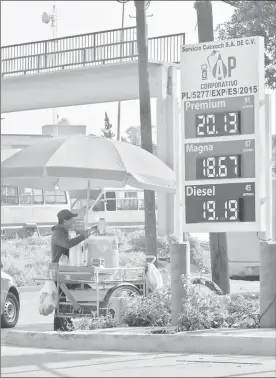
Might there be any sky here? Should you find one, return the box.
[1,0,236,136]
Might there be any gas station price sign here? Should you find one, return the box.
[180,36,266,233]
[184,95,254,139]
[185,139,255,181]
[185,183,255,224]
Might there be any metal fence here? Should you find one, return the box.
[1,27,185,77]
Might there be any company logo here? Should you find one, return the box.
[201,50,236,81]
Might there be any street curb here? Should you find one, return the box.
[2,328,275,356]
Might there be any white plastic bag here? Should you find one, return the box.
[146,263,163,291]
[38,280,58,316]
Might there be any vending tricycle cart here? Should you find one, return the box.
[35,256,156,330]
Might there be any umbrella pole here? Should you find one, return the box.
[85,180,91,230]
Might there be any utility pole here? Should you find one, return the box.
[42,1,59,136]
[135,0,157,264]
[117,2,126,141]
[194,0,230,294]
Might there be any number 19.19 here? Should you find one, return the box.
[203,200,238,221]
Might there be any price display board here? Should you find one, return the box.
[185,183,255,224]
[185,139,255,181]
[181,36,266,233]
[184,95,254,138]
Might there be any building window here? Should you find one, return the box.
[55,191,67,204]
[1,186,19,205]
[44,190,67,204]
[117,191,139,211]
[33,189,43,204]
[19,188,33,205]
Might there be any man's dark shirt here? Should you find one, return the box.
[51,224,85,263]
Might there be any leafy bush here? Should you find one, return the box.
[121,286,171,327]
[1,229,210,287]
[119,251,146,268]
[177,276,228,331]
[1,236,50,286]
[124,230,178,257]
[119,275,259,331]
[73,314,117,330]
[124,230,210,273]
[224,294,260,329]
[71,283,260,331]
[188,236,210,273]
[177,276,260,331]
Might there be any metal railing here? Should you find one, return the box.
[1,27,185,77]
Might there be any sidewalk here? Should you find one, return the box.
[2,327,275,357]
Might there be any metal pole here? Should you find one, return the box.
[85,180,91,230]
[260,95,275,329]
[117,2,125,141]
[195,0,230,294]
[83,180,91,267]
[51,2,58,137]
[135,0,157,265]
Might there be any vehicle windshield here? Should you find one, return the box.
[70,189,102,211]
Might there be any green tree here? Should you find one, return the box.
[57,117,70,125]
[216,1,276,89]
[121,126,141,145]
[102,112,115,138]
[122,125,157,154]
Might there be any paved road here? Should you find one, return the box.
[16,289,53,331]
[1,345,275,377]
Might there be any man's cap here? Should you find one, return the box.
[57,209,78,222]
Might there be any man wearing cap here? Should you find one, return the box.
[51,209,90,331]
[51,209,89,264]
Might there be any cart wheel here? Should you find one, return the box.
[104,284,141,317]
[105,284,141,302]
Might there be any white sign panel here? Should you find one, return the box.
[181,38,261,98]
[181,36,266,233]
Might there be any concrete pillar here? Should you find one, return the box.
[170,242,190,326]
[260,241,276,328]
[156,65,178,236]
